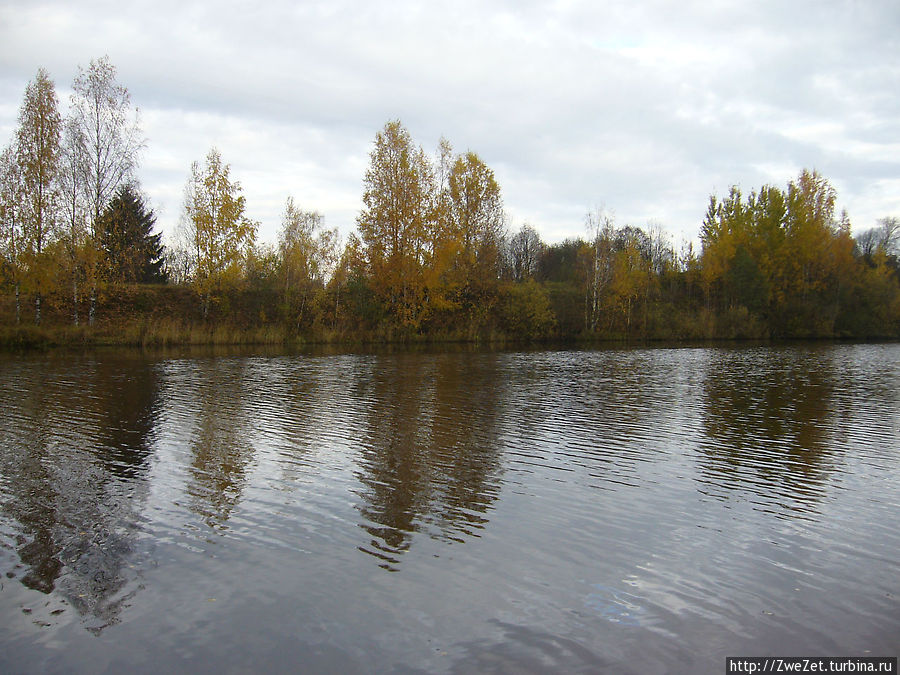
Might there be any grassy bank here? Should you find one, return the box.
[2,280,897,351]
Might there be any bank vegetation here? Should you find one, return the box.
[2,62,899,348]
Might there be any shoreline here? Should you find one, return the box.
[2,321,895,354]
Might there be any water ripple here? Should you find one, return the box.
[0,345,898,672]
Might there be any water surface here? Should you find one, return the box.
[0,344,898,673]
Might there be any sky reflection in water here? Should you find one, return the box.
[0,344,898,673]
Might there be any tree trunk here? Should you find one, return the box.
[584,289,590,333]
[625,297,632,335]
[591,252,600,332]
[297,292,307,332]
[334,286,340,329]
[73,277,79,326]
[89,286,96,326]
[15,282,20,325]
[35,294,41,326]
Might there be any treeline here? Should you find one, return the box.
[2,61,899,346]
[0,58,153,331]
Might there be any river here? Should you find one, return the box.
[0,344,898,673]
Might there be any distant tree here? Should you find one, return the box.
[700,183,785,316]
[97,184,166,284]
[878,217,900,256]
[835,242,900,338]
[725,244,768,314]
[278,196,337,327]
[162,233,195,286]
[700,186,744,309]
[537,238,585,284]
[182,147,257,316]
[776,170,855,334]
[646,223,674,277]
[244,241,279,288]
[506,223,543,282]
[426,137,458,313]
[700,170,857,336]
[328,232,376,330]
[432,136,454,238]
[855,217,899,262]
[501,279,555,339]
[585,208,615,332]
[610,226,650,333]
[855,228,880,260]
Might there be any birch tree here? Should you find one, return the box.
[586,207,615,332]
[69,56,143,323]
[70,56,143,229]
[58,117,89,324]
[278,196,337,327]
[182,148,257,316]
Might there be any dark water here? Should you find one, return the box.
[0,344,897,673]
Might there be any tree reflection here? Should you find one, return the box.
[500,350,681,489]
[0,354,159,632]
[93,360,161,480]
[696,347,838,514]
[184,359,256,531]
[352,352,504,570]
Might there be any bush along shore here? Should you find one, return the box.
[2,259,898,352]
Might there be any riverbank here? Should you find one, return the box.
[4,321,895,355]
[2,281,897,351]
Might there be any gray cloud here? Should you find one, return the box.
[1,0,898,246]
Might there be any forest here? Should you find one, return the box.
[2,59,899,348]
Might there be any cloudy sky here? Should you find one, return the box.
[1,0,898,248]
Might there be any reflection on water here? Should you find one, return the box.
[697,347,839,516]
[0,345,898,672]
[0,356,158,632]
[353,354,503,569]
[183,360,256,531]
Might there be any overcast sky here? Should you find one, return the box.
[2,0,898,248]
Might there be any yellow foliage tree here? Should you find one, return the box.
[445,151,505,309]
[182,148,258,316]
[0,146,25,323]
[14,68,62,324]
[609,228,649,334]
[357,120,435,329]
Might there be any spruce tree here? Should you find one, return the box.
[98,184,166,284]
